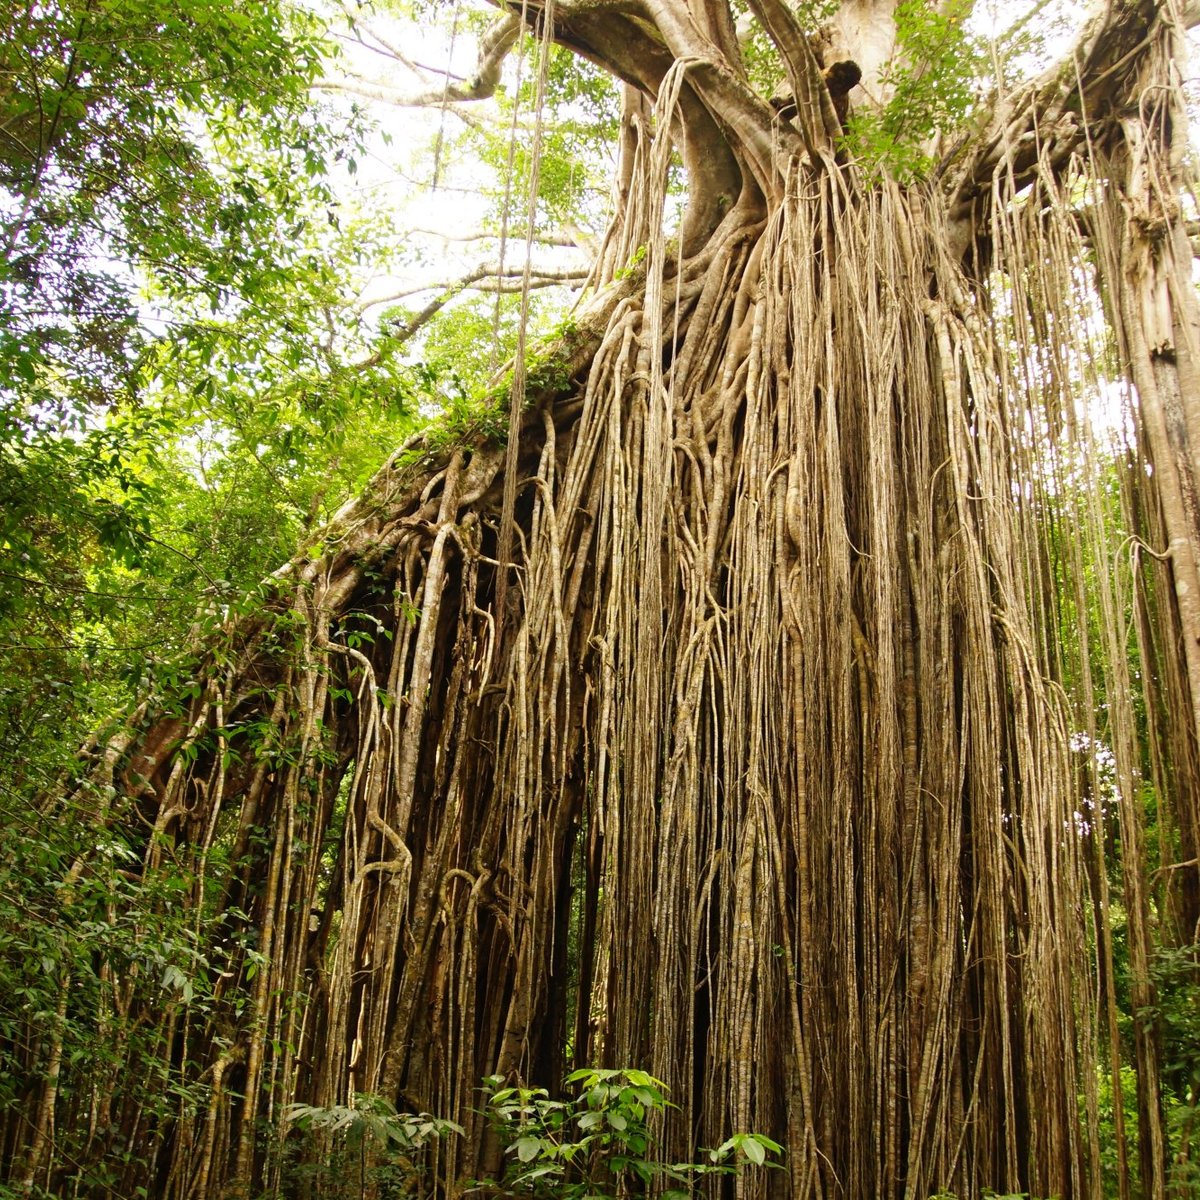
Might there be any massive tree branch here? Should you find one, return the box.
[745,0,842,154]
[521,2,751,245]
[945,0,1175,224]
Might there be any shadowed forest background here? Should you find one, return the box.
[2,1,1200,1197]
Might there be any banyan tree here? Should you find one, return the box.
[7,0,1200,1196]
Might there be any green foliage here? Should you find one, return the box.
[534,46,621,224]
[614,245,648,282]
[406,331,577,464]
[843,0,982,180]
[0,788,221,1193]
[1087,1064,1139,1199]
[0,15,434,1188]
[1148,945,1200,1100]
[479,1068,782,1200]
[1081,1048,1198,1198]
[1145,946,1200,1192]
[0,0,341,412]
[793,0,840,23]
[413,292,532,401]
[486,42,618,228]
[284,1094,463,1199]
[0,0,432,797]
[989,0,1081,88]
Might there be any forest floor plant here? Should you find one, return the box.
[477,1069,783,1200]
[283,1094,463,1199]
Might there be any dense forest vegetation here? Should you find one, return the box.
[2,0,1199,1197]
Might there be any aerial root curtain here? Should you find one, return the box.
[13,2,1200,1199]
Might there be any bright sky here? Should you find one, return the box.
[322,3,593,327]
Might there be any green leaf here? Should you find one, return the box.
[742,1137,766,1166]
[515,1165,560,1182]
[514,1136,542,1163]
[630,1159,654,1183]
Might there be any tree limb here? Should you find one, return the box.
[945,0,1173,222]
[745,0,842,154]
[317,13,522,109]
[359,265,587,314]
[407,226,587,249]
[349,264,588,367]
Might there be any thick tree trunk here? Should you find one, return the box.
[9,3,1200,1199]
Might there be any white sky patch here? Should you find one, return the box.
[319,4,594,332]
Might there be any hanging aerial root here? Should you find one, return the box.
[15,39,1200,1194]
